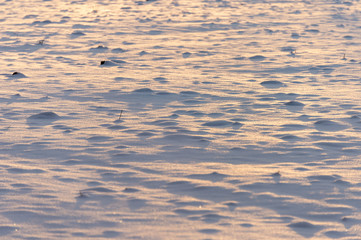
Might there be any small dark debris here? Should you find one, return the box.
[77,191,88,198]
[272,171,281,177]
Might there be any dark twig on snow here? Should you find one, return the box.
[118,110,124,120]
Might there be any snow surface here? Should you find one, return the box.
[1,0,361,239]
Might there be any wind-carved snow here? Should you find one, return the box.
[0,0,361,239]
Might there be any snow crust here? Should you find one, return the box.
[1,0,361,239]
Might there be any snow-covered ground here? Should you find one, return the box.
[1,0,361,239]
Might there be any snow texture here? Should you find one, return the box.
[0,0,361,239]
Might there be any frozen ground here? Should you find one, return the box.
[1,0,361,239]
